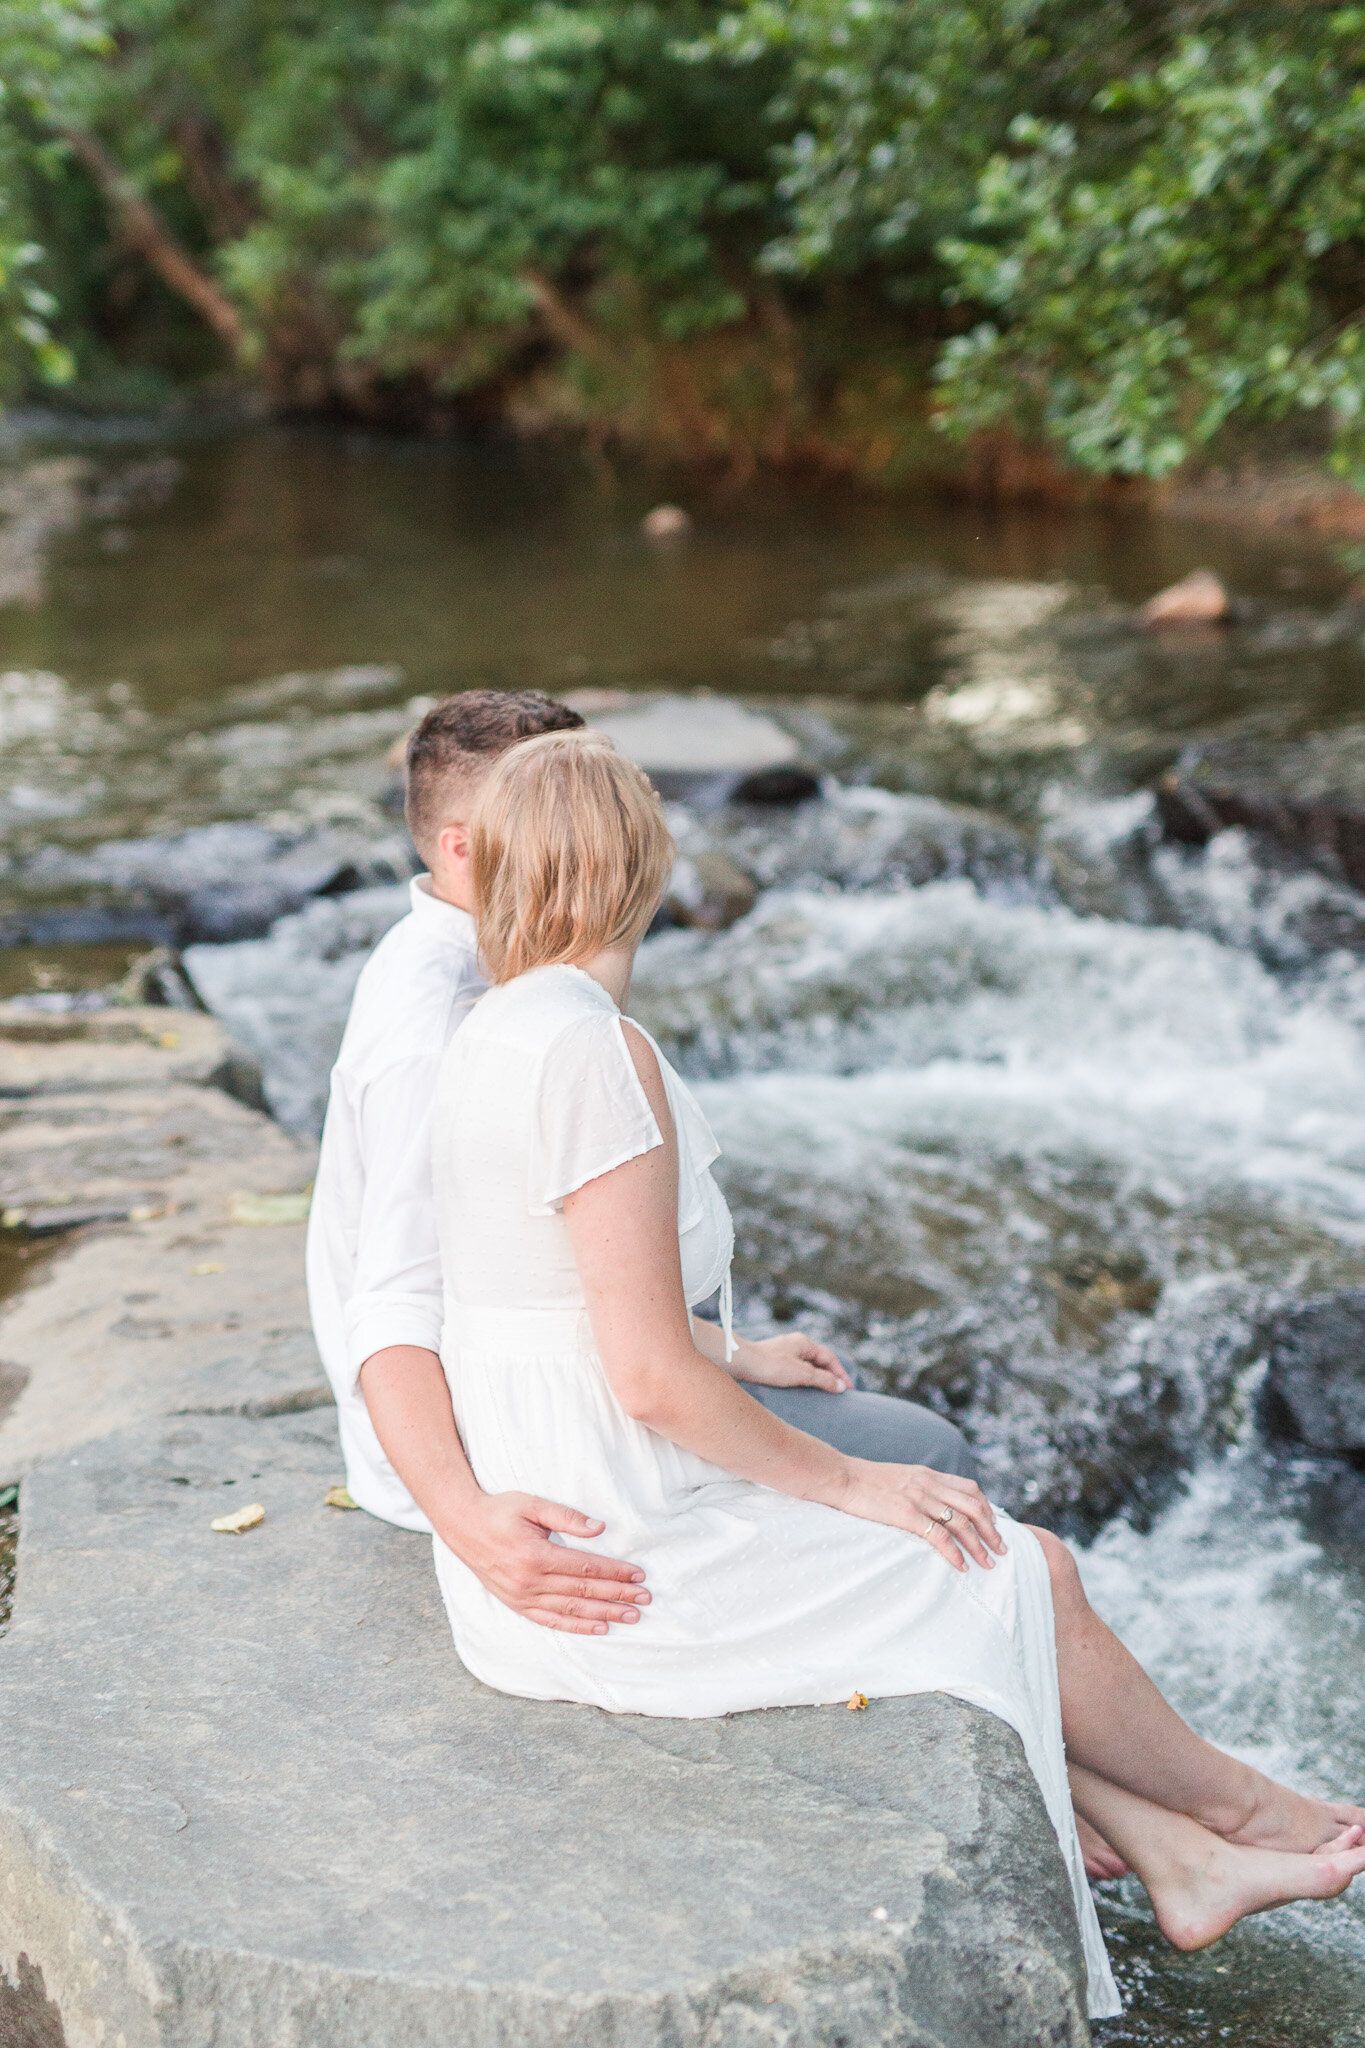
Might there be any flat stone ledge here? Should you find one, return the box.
[0,1411,1092,2048]
[0,1015,317,1475]
[0,1004,257,1101]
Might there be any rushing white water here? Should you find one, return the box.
[1080,1448,1365,2042]
[184,885,409,1131]
[6,433,1365,2039]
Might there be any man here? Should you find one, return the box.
[306,688,977,1637]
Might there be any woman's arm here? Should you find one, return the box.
[562,1026,1002,1571]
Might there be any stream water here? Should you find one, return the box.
[1,419,1362,2043]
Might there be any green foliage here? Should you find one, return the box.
[934,12,1365,476]
[5,0,1365,481]
[0,0,107,391]
[711,0,1365,476]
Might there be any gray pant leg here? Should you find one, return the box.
[740,1379,978,1480]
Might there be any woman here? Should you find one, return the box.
[430,732,1365,2020]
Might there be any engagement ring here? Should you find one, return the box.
[939,1507,954,1525]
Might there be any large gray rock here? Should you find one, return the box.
[0,1002,262,1103]
[5,820,415,946]
[581,696,818,806]
[1263,1290,1365,1454]
[0,1006,319,1474]
[0,1411,1093,2048]
[0,1000,1097,2047]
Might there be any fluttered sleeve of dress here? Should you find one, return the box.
[528,1011,664,1214]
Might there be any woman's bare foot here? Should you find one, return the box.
[1077,1814,1130,1881]
[1217,1773,1365,1854]
[1150,1827,1365,1952]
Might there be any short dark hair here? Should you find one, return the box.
[404,689,584,857]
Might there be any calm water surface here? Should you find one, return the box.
[1,424,1363,2044]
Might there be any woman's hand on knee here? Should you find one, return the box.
[834,1461,1006,1572]
[734,1331,853,1393]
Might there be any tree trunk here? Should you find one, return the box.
[62,126,244,354]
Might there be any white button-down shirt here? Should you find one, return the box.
[306,876,486,1530]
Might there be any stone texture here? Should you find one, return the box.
[663,850,759,931]
[0,1008,317,1474]
[0,1412,1092,2048]
[0,1003,262,1101]
[1262,1290,1365,1454]
[0,1008,1096,2048]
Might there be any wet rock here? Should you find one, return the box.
[183,885,411,1130]
[585,694,807,804]
[662,850,758,931]
[731,764,822,806]
[114,945,203,1010]
[1139,570,1231,628]
[726,1260,1259,1538]
[1262,1290,1365,1455]
[0,1953,66,2048]
[668,789,1034,912]
[1154,730,1365,898]
[5,820,417,947]
[1299,1454,1365,1541]
[641,503,692,541]
[1149,822,1365,971]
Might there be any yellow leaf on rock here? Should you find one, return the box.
[324,1485,358,1510]
[210,1502,265,1534]
[846,1691,868,1711]
[191,1262,223,1275]
[158,1031,180,1050]
[228,1187,312,1226]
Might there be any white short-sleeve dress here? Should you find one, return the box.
[430,962,1119,2018]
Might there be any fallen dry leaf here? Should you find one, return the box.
[846,1691,868,1711]
[324,1485,358,1510]
[228,1187,312,1226]
[210,1502,265,1534]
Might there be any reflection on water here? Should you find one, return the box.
[1,424,1363,2039]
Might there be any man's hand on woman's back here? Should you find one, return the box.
[449,1492,649,1634]
[359,1345,647,1633]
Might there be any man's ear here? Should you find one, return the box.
[436,820,471,868]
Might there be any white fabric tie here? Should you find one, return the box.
[719,1265,736,1363]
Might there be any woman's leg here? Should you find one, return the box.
[1030,1527,1365,1851]
[1068,1765,1365,1950]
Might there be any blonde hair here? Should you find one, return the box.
[471,731,674,983]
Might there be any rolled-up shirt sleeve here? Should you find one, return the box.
[342,1052,445,1388]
